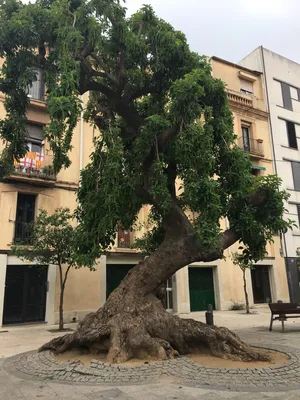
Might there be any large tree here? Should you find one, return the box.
[0,0,291,362]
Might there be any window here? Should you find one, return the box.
[240,78,253,95]
[291,161,300,190]
[281,82,293,110]
[28,68,45,101]
[27,124,44,154]
[297,204,300,229]
[242,125,251,152]
[13,124,45,171]
[14,194,36,243]
[286,121,297,149]
[117,227,131,248]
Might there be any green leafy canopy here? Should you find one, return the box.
[0,0,293,264]
[11,208,96,269]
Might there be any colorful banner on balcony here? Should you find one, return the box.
[14,152,44,169]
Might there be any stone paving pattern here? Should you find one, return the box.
[2,309,300,399]
[5,343,300,392]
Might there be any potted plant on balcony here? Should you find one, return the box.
[42,165,55,178]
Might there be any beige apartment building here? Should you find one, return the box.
[0,77,147,326]
[0,58,290,327]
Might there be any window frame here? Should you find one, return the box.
[291,161,300,191]
[286,120,298,150]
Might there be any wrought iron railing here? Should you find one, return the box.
[13,153,55,179]
[14,221,33,244]
[237,137,264,157]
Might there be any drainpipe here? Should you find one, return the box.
[79,94,84,180]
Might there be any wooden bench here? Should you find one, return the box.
[269,302,300,333]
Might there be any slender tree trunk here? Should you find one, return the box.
[58,264,64,331]
[59,285,65,331]
[58,264,71,331]
[242,268,250,314]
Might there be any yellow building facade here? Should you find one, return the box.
[0,57,290,327]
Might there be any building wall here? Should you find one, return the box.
[240,47,300,302]
[0,90,105,325]
[187,56,290,310]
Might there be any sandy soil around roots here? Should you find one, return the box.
[56,347,289,369]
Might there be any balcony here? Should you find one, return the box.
[227,88,253,108]
[14,221,33,244]
[238,137,264,158]
[13,152,55,180]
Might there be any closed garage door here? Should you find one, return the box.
[188,267,215,311]
[106,264,135,298]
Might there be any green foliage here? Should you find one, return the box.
[133,208,165,254]
[230,301,245,311]
[232,250,255,271]
[0,0,292,265]
[11,207,95,270]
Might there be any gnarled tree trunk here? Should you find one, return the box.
[40,207,268,363]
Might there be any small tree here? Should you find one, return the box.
[12,208,93,330]
[232,250,255,314]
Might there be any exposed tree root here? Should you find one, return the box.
[40,298,269,363]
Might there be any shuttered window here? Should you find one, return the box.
[27,124,44,141]
[286,121,297,149]
[240,79,253,95]
[291,161,300,190]
[281,82,293,110]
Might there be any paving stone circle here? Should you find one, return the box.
[4,343,300,392]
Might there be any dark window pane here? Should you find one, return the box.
[297,204,300,229]
[242,126,250,151]
[297,88,300,101]
[15,194,36,243]
[291,162,300,190]
[31,143,42,153]
[281,82,293,110]
[286,121,297,149]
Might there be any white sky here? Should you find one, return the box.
[125,0,300,63]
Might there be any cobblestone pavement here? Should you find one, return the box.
[5,342,300,391]
[1,310,300,399]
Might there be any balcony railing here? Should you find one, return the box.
[117,229,132,248]
[13,153,55,180]
[238,137,264,157]
[14,221,33,244]
[227,88,253,107]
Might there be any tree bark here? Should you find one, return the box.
[58,264,71,331]
[58,264,64,331]
[41,230,268,363]
[242,268,250,314]
[59,285,64,331]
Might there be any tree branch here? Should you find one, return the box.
[157,125,178,150]
[63,264,72,288]
[90,54,119,86]
[83,81,144,131]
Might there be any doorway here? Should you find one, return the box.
[251,265,272,304]
[3,265,48,325]
[188,267,215,311]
